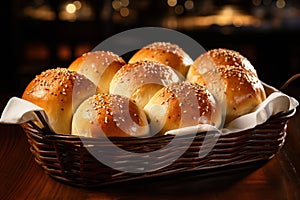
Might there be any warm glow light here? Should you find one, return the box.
[66,3,76,13]
[162,5,261,30]
[174,5,184,15]
[162,16,178,29]
[276,0,286,8]
[120,7,129,17]
[233,17,243,27]
[220,6,235,16]
[252,0,262,6]
[184,0,194,10]
[59,1,94,21]
[120,0,129,7]
[75,43,93,57]
[112,0,122,10]
[73,1,82,10]
[24,43,50,61]
[57,44,72,61]
[23,6,56,21]
[167,0,177,7]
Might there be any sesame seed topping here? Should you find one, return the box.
[25,67,96,98]
[88,93,146,131]
[145,42,186,58]
[158,81,214,119]
[113,60,181,88]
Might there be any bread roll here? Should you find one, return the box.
[22,67,98,134]
[186,48,266,123]
[109,60,183,109]
[128,42,193,77]
[72,93,150,138]
[68,51,126,93]
[144,81,222,135]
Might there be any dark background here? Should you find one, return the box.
[2,0,300,97]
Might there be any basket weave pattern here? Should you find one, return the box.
[21,108,295,187]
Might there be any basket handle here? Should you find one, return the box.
[280,73,300,91]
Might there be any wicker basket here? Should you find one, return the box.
[20,78,299,188]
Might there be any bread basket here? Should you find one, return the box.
[17,74,299,188]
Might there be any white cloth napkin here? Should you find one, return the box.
[0,97,50,126]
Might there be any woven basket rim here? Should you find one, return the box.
[23,106,296,141]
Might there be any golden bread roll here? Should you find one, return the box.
[68,51,126,93]
[22,67,97,134]
[144,81,222,135]
[128,42,193,77]
[109,60,183,109]
[186,48,266,123]
[72,93,150,138]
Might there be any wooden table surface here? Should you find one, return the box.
[1,87,300,200]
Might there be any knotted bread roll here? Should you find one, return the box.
[187,48,266,123]
[72,93,150,138]
[128,42,193,77]
[144,81,222,135]
[109,60,183,109]
[68,51,126,93]
[22,67,98,134]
